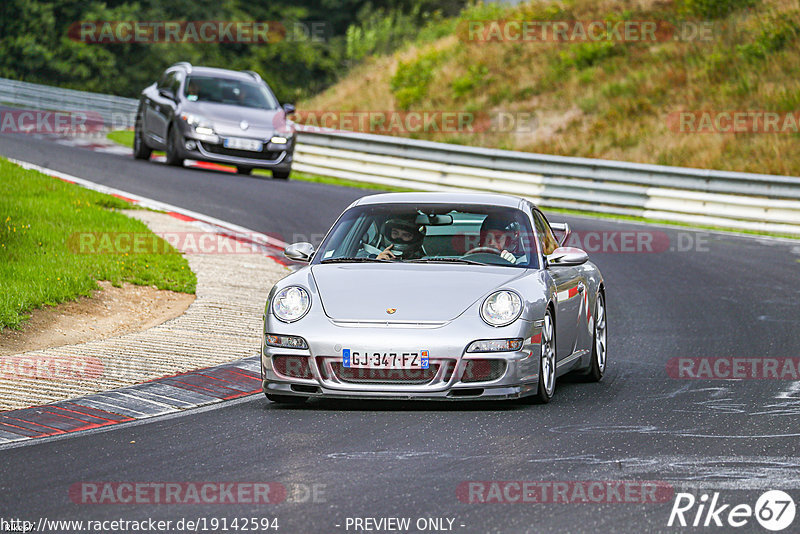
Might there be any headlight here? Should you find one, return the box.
[180,113,214,133]
[270,135,289,144]
[272,286,311,322]
[480,290,523,327]
[467,338,524,353]
[265,334,308,349]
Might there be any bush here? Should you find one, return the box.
[390,48,447,109]
[680,0,757,18]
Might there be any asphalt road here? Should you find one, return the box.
[2,133,800,533]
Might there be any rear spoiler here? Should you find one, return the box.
[549,222,572,247]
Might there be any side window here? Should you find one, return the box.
[169,72,182,95]
[157,71,171,89]
[532,210,559,255]
[157,71,179,95]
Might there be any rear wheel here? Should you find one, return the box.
[133,120,152,160]
[236,166,254,175]
[583,291,607,382]
[266,393,307,405]
[272,169,290,180]
[165,125,184,167]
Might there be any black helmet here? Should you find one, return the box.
[480,214,521,252]
[380,216,425,257]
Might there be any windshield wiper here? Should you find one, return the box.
[407,258,486,266]
[320,257,392,264]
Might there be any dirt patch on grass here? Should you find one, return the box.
[0,281,194,356]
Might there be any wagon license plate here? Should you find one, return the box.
[343,349,429,369]
[223,137,263,151]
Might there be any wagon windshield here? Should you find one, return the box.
[313,203,539,269]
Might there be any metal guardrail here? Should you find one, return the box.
[2,77,798,234]
[294,129,800,235]
[0,77,138,130]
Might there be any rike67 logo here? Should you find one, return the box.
[668,490,796,531]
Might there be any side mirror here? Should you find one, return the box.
[547,247,588,267]
[284,242,314,262]
[158,88,174,100]
[282,103,296,114]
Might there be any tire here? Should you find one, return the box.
[266,393,307,405]
[527,308,556,404]
[583,291,607,382]
[165,125,184,167]
[236,166,254,175]
[272,169,290,180]
[133,120,152,160]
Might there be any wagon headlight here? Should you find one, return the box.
[480,290,522,327]
[272,286,311,322]
[180,113,214,134]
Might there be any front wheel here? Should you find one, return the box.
[236,166,254,175]
[522,309,556,404]
[272,169,290,180]
[165,125,184,167]
[266,393,307,405]
[133,121,152,160]
[583,291,607,382]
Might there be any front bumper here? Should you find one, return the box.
[178,127,294,170]
[261,314,543,401]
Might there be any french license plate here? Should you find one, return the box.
[223,137,263,151]
[343,349,429,369]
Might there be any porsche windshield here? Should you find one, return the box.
[314,204,539,269]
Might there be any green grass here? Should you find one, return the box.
[0,158,196,330]
[107,129,134,147]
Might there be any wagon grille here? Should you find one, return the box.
[200,142,282,160]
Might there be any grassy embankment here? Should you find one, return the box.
[303,0,800,176]
[0,158,196,330]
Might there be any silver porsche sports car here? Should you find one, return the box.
[261,192,606,404]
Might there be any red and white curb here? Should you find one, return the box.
[0,357,263,447]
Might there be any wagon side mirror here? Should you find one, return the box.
[547,247,588,267]
[284,242,314,262]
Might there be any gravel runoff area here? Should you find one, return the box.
[0,209,288,411]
